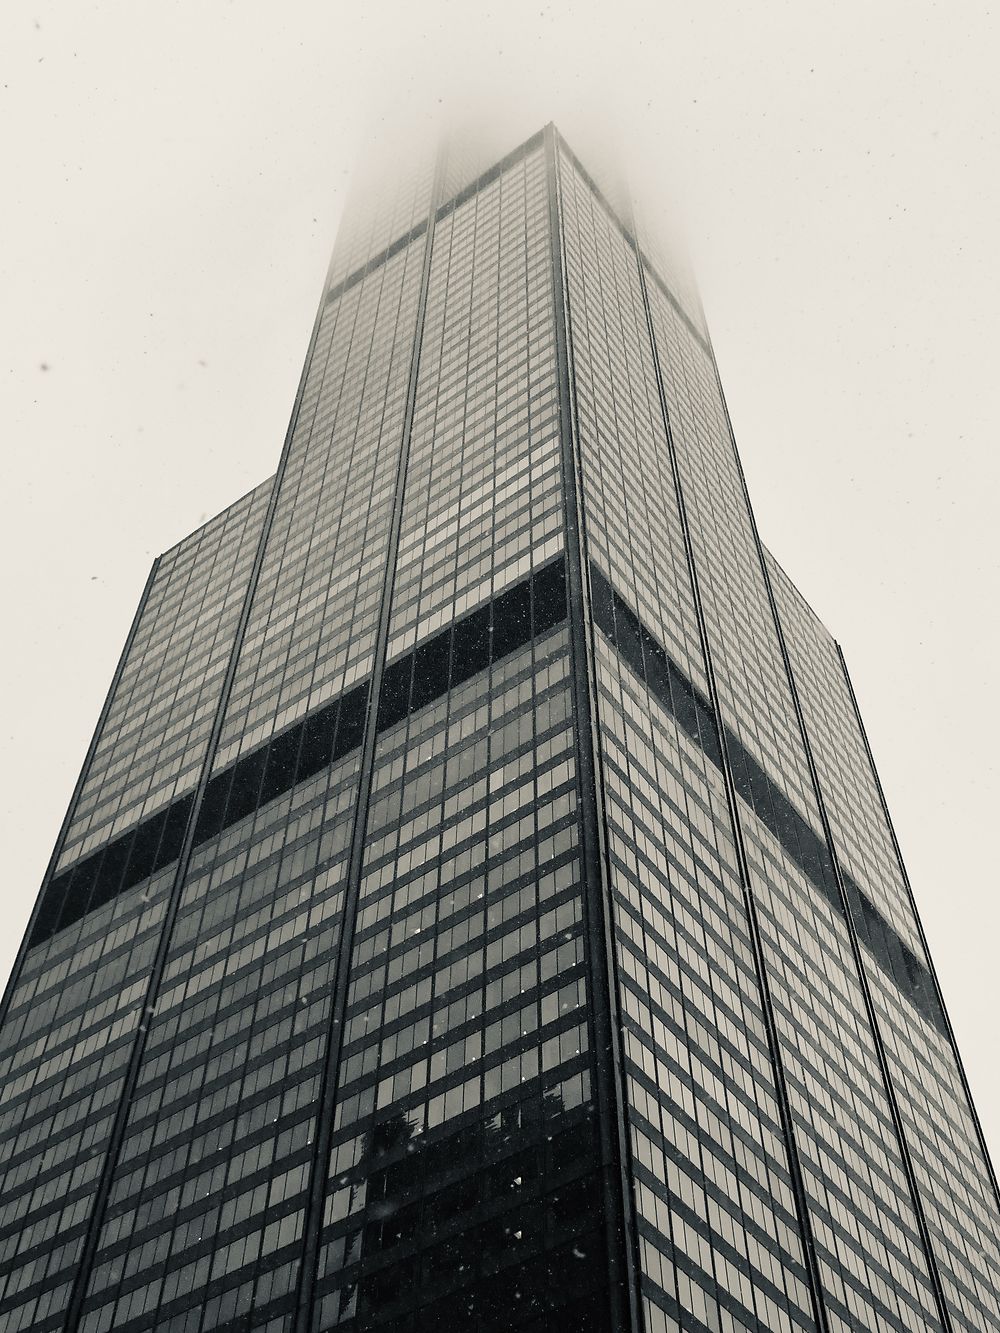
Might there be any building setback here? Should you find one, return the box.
[1,124,998,1333]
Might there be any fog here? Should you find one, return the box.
[2,0,997,1162]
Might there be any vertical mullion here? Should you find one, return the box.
[710,359,957,1329]
[545,122,642,1333]
[0,557,160,1032]
[61,242,340,1333]
[290,148,446,1333]
[632,238,831,1333]
[836,641,1000,1216]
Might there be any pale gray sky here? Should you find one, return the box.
[2,0,998,1165]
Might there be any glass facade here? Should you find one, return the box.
[2,124,998,1333]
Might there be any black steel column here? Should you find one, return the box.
[631,233,831,1333]
[290,146,447,1333]
[545,123,643,1333]
[706,349,956,1329]
[836,642,1000,1216]
[0,557,160,1032]
[61,237,341,1333]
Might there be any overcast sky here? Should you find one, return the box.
[2,1,998,1164]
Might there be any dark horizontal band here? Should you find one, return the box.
[30,557,568,949]
[588,562,947,1038]
[325,220,429,307]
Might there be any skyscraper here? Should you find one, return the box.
[1,119,998,1333]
